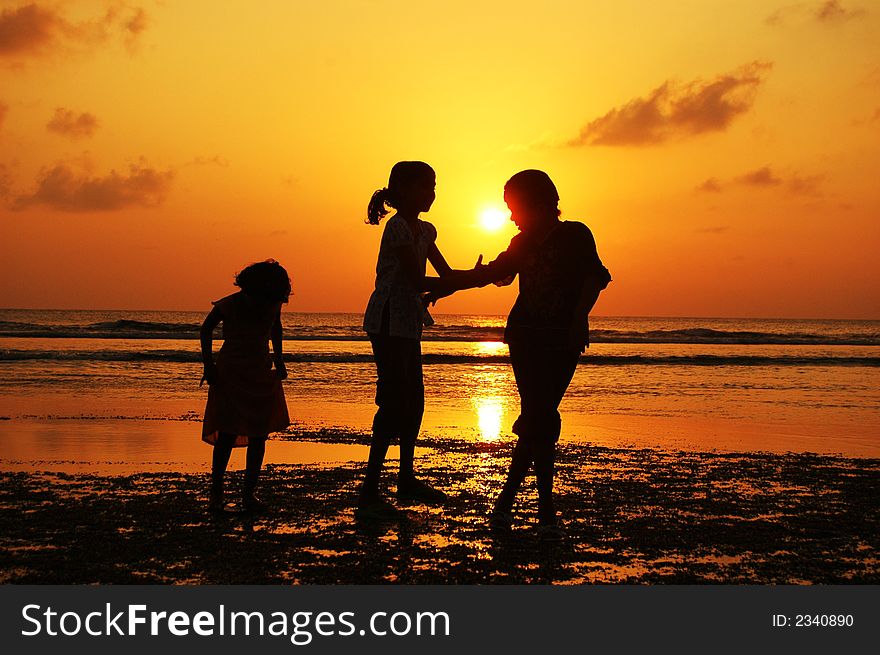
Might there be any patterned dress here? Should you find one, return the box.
[362,214,437,339]
[202,292,290,447]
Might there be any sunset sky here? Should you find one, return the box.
[1,0,878,318]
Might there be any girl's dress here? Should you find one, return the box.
[362,214,436,438]
[202,292,290,447]
[363,214,436,338]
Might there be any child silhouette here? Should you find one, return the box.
[358,161,477,519]
[430,170,611,539]
[200,259,291,513]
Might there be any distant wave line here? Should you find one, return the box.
[1,350,877,367]
[1,322,879,346]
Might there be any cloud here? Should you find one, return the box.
[736,166,783,186]
[565,62,771,147]
[0,3,58,56]
[46,108,99,138]
[766,1,867,26]
[113,4,148,53]
[815,0,867,22]
[697,166,823,195]
[12,160,173,212]
[696,226,730,234]
[0,3,149,61]
[786,173,824,195]
[0,100,7,132]
[124,7,147,42]
[188,155,230,167]
[696,177,723,193]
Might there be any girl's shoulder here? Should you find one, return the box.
[211,292,242,315]
[382,214,413,246]
[418,219,437,242]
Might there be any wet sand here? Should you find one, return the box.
[1,429,877,584]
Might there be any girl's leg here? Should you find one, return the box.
[493,436,532,514]
[209,432,236,509]
[507,344,579,526]
[243,437,266,506]
[359,331,397,505]
[532,351,579,526]
[361,432,392,502]
[396,338,446,502]
[397,337,424,486]
[532,439,557,525]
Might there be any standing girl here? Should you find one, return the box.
[358,161,464,517]
[430,170,611,539]
[200,259,292,513]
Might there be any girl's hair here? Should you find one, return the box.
[234,259,292,303]
[366,160,435,225]
[504,169,561,217]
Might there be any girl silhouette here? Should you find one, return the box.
[358,161,474,518]
[431,170,611,539]
[200,259,291,513]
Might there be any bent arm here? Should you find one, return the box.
[271,307,288,379]
[199,307,223,384]
[568,265,612,350]
[200,307,222,367]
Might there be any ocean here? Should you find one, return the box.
[0,309,878,471]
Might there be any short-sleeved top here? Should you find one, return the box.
[212,292,282,359]
[481,220,611,349]
[363,214,438,339]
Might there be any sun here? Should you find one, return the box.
[479,206,508,232]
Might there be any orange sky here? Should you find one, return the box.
[1,0,878,318]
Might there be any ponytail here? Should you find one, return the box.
[366,188,391,225]
[366,161,435,225]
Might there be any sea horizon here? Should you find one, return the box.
[3,306,880,322]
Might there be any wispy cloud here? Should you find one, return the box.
[696,166,823,196]
[46,108,99,138]
[695,177,723,193]
[0,2,149,61]
[0,100,7,133]
[564,62,771,147]
[187,155,230,167]
[766,1,867,27]
[815,0,867,22]
[736,166,783,187]
[12,160,173,212]
[695,225,730,234]
[122,6,147,52]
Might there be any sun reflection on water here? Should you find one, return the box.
[474,396,504,441]
[475,341,506,355]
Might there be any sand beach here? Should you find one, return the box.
[1,425,877,585]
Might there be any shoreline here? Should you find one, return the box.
[1,429,877,584]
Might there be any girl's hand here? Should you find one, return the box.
[423,290,450,306]
[201,362,218,386]
[275,360,288,380]
[566,323,589,353]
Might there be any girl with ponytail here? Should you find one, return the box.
[358,161,472,518]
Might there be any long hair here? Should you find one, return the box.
[366,161,435,225]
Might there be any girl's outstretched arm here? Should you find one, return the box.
[271,306,287,380]
[200,307,222,385]
[427,242,453,277]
